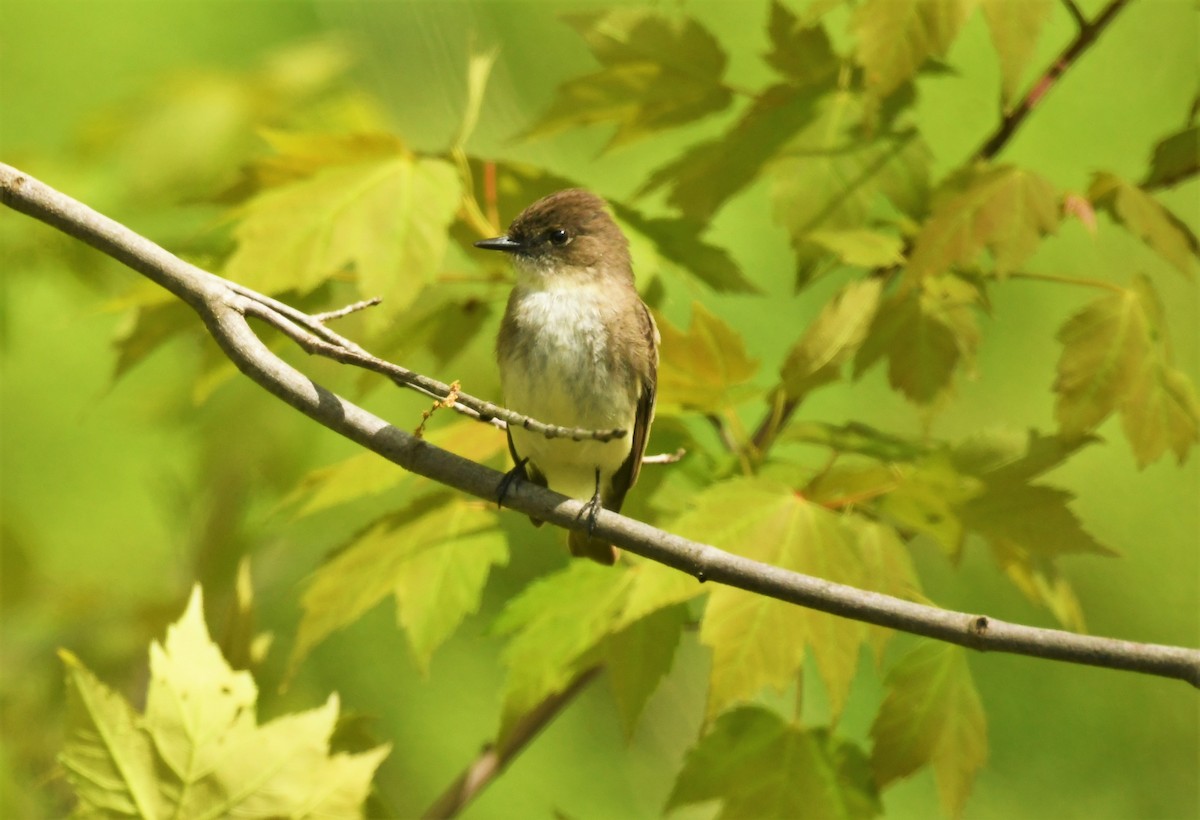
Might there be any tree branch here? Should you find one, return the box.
[975,0,1131,161]
[3,161,1198,691]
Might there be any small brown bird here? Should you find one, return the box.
[475,189,658,565]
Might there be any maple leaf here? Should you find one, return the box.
[1089,172,1199,278]
[851,0,975,99]
[668,706,880,820]
[907,164,1060,279]
[289,493,508,676]
[782,277,884,399]
[764,1,841,87]
[870,641,987,818]
[613,203,759,293]
[521,10,733,149]
[656,302,761,412]
[854,273,983,404]
[603,603,688,738]
[677,478,867,721]
[223,133,461,324]
[1054,274,1200,464]
[61,588,388,819]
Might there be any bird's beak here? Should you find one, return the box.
[474,236,524,253]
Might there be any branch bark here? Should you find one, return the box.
[4,161,1196,689]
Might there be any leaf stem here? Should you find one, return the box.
[1006,270,1126,293]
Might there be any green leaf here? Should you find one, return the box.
[782,420,933,463]
[62,587,389,819]
[668,706,880,820]
[961,481,1114,557]
[679,479,866,720]
[782,278,884,398]
[846,517,923,661]
[980,0,1053,106]
[807,229,905,268]
[1089,172,1198,278]
[870,641,987,818]
[522,10,732,149]
[656,302,761,412]
[224,136,461,323]
[1054,274,1200,464]
[765,3,841,86]
[875,457,981,558]
[1142,124,1200,189]
[278,420,506,518]
[60,652,163,818]
[603,604,688,739]
[290,494,508,676]
[769,92,931,285]
[854,274,983,404]
[852,0,975,99]
[907,165,1060,278]
[613,203,759,293]
[640,83,822,222]
[493,561,633,742]
[988,540,1088,631]
[452,47,498,150]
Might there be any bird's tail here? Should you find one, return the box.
[569,531,619,565]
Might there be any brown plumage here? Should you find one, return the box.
[477,189,658,565]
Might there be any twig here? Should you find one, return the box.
[310,297,381,323]
[1060,0,1088,31]
[3,162,1197,690]
[421,667,601,819]
[642,448,687,465]
[975,0,1131,161]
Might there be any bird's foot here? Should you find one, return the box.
[579,468,603,535]
[497,458,530,508]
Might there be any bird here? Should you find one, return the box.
[475,188,658,565]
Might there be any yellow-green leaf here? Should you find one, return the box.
[224,143,461,322]
[603,604,688,738]
[908,164,1060,278]
[1054,274,1200,464]
[807,229,905,268]
[854,274,983,404]
[615,204,759,293]
[765,2,841,86]
[980,0,1052,105]
[62,588,388,819]
[656,302,761,412]
[290,494,508,676]
[870,642,987,818]
[680,478,866,720]
[493,561,633,742]
[668,706,881,820]
[1142,124,1200,189]
[523,10,733,149]
[1090,172,1198,278]
[782,278,884,399]
[852,0,975,99]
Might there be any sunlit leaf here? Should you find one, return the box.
[522,10,732,149]
[876,457,981,558]
[1142,124,1200,189]
[980,0,1053,106]
[604,604,688,738]
[989,540,1088,631]
[614,204,759,293]
[854,274,983,404]
[765,2,841,86]
[668,706,880,820]
[782,277,884,398]
[493,561,632,742]
[640,83,822,222]
[1089,172,1198,278]
[870,641,987,818]
[224,136,461,323]
[290,494,508,676]
[807,229,905,268]
[279,419,507,518]
[656,302,761,412]
[1054,274,1200,464]
[62,588,388,819]
[678,478,866,720]
[845,517,923,661]
[453,47,498,150]
[852,0,975,99]
[907,164,1060,278]
[782,420,932,463]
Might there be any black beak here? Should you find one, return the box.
[474,236,524,253]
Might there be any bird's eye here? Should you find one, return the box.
[547,229,570,246]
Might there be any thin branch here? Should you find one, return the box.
[3,162,1198,691]
[310,297,381,323]
[421,667,601,819]
[975,0,1131,161]
[1060,0,1089,31]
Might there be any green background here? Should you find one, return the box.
[2,1,1197,817]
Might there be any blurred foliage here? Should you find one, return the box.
[1,0,1197,818]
